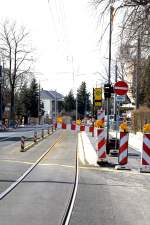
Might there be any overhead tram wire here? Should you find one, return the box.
[47,0,71,59]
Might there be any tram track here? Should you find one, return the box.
[0,129,79,225]
[0,132,66,200]
[60,137,79,225]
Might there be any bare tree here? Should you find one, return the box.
[0,20,33,125]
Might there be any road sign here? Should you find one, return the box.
[114,81,128,95]
[93,88,102,108]
[116,95,125,102]
[94,88,102,100]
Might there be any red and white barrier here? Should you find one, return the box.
[80,125,85,132]
[62,123,67,129]
[89,126,94,133]
[71,123,76,130]
[97,128,107,162]
[54,122,93,133]
[141,133,150,166]
[118,132,128,165]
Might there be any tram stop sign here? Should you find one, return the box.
[114,81,128,95]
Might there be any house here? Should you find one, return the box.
[40,90,64,120]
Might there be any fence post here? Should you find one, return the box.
[41,129,44,139]
[34,130,37,143]
[48,126,50,135]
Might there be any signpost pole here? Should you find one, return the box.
[106,6,114,154]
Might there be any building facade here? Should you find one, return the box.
[40,90,64,120]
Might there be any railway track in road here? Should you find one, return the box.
[0,131,65,200]
[60,136,79,225]
[0,130,79,225]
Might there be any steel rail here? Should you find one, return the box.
[0,133,65,200]
[60,137,79,225]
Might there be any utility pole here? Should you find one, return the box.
[106,5,114,152]
[55,90,57,122]
[38,82,40,125]
[136,34,141,109]
[76,95,78,121]
[114,61,118,128]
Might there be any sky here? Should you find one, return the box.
[0,0,121,96]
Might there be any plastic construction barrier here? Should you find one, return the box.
[118,132,128,165]
[97,128,106,162]
[80,125,85,132]
[89,126,94,133]
[142,133,150,166]
[62,123,67,129]
[71,124,76,130]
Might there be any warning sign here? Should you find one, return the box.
[94,88,102,100]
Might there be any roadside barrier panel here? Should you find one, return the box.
[62,123,66,129]
[34,130,37,143]
[97,128,107,162]
[115,131,131,170]
[20,136,25,151]
[80,125,85,132]
[141,133,150,172]
[71,123,76,130]
[89,126,94,133]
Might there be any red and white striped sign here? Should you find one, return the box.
[142,133,150,165]
[118,132,128,165]
[97,128,106,161]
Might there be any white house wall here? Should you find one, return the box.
[43,99,52,118]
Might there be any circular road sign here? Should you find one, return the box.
[114,81,128,95]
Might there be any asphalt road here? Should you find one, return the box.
[69,132,150,225]
[0,130,77,225]
[70,165,150,225]
[0,128,150,225]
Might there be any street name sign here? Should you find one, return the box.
[116,95,125,102]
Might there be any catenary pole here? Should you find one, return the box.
[136,34,141,109]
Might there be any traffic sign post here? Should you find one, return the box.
[114,81,128,96]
